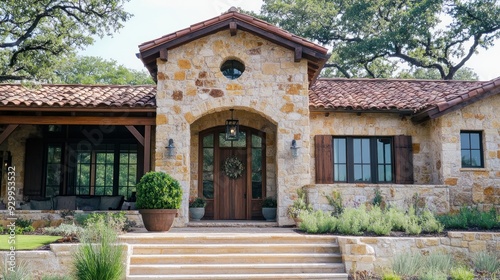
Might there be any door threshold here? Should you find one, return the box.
[188,220,278,227]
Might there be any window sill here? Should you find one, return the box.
[460,168,487,172]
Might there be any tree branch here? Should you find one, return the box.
[324,63,352,78]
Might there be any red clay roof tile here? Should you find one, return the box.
[0,84,156,109]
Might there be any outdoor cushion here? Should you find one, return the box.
[54,196,76,210]
[30,198,53,210]
[76,196,101,211]
[99,195,124,210]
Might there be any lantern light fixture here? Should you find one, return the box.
[290,140,299,158]
[166,139,175,157]
[225,109,240,141]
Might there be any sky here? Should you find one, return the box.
[79,0,500,81]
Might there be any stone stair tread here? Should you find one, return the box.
[132,243,339,248]
[126,272,348,279]
[130,262,344,269]
[132,253,340,257]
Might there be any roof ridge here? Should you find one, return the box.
[0,83,156,88]
[315,77,484,83]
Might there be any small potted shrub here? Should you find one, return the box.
[136,171,183,232]
[189,197,206,221]
[287,188,312,225]
[262,197,277,221]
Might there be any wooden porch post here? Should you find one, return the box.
[144,125,151,173]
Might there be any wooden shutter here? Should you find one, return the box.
[394,135,414,184]
[24,138,44,197]
[315,135,333,184]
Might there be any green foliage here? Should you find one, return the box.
[437,207,499,230]
[287,188,312,218]
[472,251,500,274]
[367,206,392,236]
[41,275,73,280]
[73,218,124,280]
[135,171,183,209]
[450,266,475,280]
[381,272,401,280]
[16,218,32,228]
[0,225,4,234]
[392,251,425,278]
[189,197,207,208]
[261,197,277,208]
[393,251,459,279]
[325,190,343,216]
[1,261,32,280]
[372,188,384,208]
[386,208,407,232]
[254,0,498,79]
[404,207,422,235]
[419,209,444,233]
[43,224,84,238]
[0,0,131,82]
[83,212,130,233]
[336,205,370,235]
[53,56,154,85]
[298,210,337,234]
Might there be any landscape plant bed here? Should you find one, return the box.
[0,235,62,250]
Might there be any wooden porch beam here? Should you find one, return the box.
[144,125,151,173]
[0,116,155,125]
[0,124,19,145]
[294,46,303,62]
[159,48,168,62]
[229,21,237,36]
[125,125,145,146]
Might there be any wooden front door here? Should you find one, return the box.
[199,126,266,220]
[218,149,246,219]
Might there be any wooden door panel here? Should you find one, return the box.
[218,149,246,220]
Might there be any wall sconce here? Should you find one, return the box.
[290,140,299,158]
[225,109,240,141]
[165,139,175,157]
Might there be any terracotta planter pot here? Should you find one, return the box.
[139,209,178,232]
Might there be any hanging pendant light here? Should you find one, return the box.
[225,109,239,141]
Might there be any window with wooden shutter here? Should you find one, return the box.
[394,135,414,184]
[315,135,333,184]
[24,138,44,197]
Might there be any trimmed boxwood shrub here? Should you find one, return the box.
[135,171,182,209]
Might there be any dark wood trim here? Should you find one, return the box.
[125,125,145,146]
[0,116,155,125]
[0,124,18,145]
[246,131,252,220]
[159,48,168,62]
[230,21,237,36]
[294,47,303,62]
[144,125,151,173]
[0,107,156,113]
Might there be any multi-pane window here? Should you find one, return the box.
[45,144,62,197]
[460,131,483,168]
[119,144,138,199]
[333,137,393,183]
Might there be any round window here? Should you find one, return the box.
[220,59,245,80]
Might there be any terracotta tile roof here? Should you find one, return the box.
[0,84,156,109]
[309,78,488,113]
[138,8,328,55]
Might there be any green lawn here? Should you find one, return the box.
[0,235,62,250]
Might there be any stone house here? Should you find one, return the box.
[0,8,498,226]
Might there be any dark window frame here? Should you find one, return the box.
[460,131,484,168]
[333,136,394,183]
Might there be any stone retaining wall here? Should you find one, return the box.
[338,232,500,275]
[305,184,450,214]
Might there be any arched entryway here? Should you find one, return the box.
[199,126,266,220]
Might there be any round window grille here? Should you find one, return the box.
[220,59,245,80]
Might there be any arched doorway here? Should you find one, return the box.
[198,126,266,220]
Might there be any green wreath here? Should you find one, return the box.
[222,156,244,179]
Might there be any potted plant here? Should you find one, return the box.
[189,197,206,221]
[135,171,183,232]
[287,188,312,225]
[262,197,277,221]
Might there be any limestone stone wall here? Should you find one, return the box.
[338,232,500,274]
[431,94,500,212]
[306,184,450,214]
[309,112,436,184]
[155,30,311,226]
[0,125,41,204]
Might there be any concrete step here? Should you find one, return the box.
[129,262,346,275]
[120,233,338,245]
[130,253,343,265]
[126,272,348,280]
[132,243,340,254]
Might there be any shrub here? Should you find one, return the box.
[337,205,369,235]
[287,188,312,219]
[1,261,32,280]
[73,218,124,280]
[261,197,277,208]
[438,206,499,230]
[386,207,407,232]
[426,252,454,275]
[472,251,500,274]
[298,210,336,234]
[44,223,84,238]
[325,190,343,216]
[392,251,425,278]
[419,209,444,233]
[450,266,475,280]
[367,206,392,235]
[381,272,401,280]
[41,275,73,280]
[16,218,32,228]
[189,197,207,208]
[83,212,129,234]
[403,207,422,235]
[135,171,183,209]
